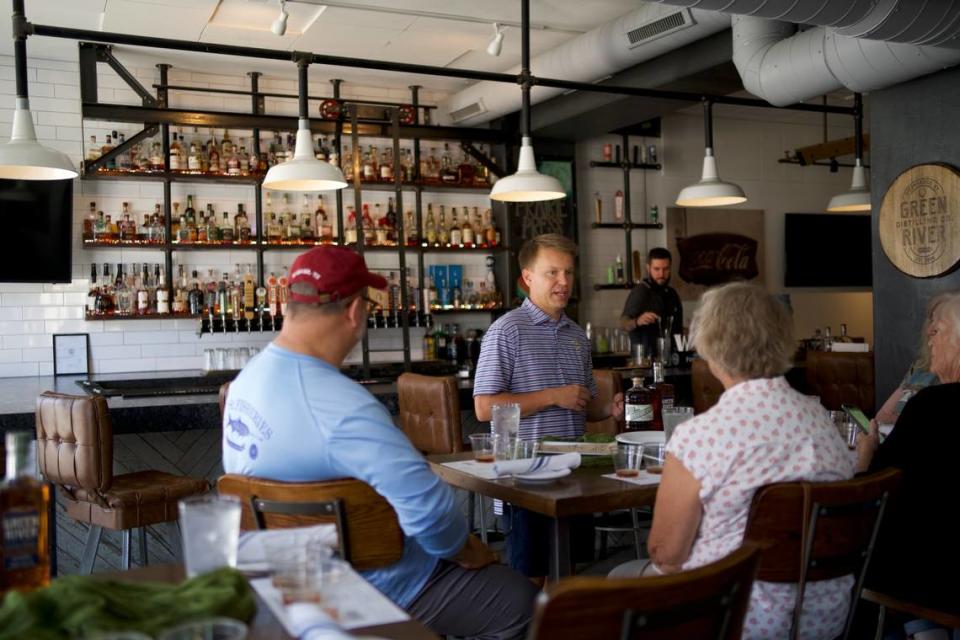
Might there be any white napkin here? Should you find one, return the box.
[286,603,352,640]
[493,452,581,477]
[236,523,338,570]
[830,342,869,352]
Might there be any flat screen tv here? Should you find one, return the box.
[0,178,74,283]
[784,213,872,288]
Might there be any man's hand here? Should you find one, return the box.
[855,418,880,473]
[552,385,592,412]
[454,534,497,570]
[611,392,625,422]
[636,312,659,327]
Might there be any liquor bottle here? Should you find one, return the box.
[267,213,282,244]
[100,134,115,170]
[197,210,209,244]
[614,190,624,220]
[0,432,51,595]
[82,202,97,241]
[300,195,315,243]
[362,204,376,246]
[135,264,150,315]
[404,209,418,247]
[422,329,436,360]
[225,145,241,176]
[452,324,467,365]
[86,264,100,315]
[485,209,499,247]
[149,140,164,172]
[456,146,475,185]
[172,265,187,314]
[207,135,221,175]
[243,265,255,321]
[316,196,333,244]
[168,131,182,172]
[156,266,170,314]
[837,323,853,343]
[86,135,101,166]
[220,211,235,244]
[235,204,250,243]
[221,130,234,159]
[384,198,398,245]
[187,271,204,315]
[379,150,393,182]
[115,264,133,315]
[449,208,462,246]
[401,149,414,183]
[285,212,301,244]
[649,362,674,431]
[462,208,475,248]
[215,273,228,317]
[435,323,448,360]
[362,146,377,182]
[187,143,201,173]
[344,207,358,245]
[615,254,625,284]
[438,206,450,246]
[440,143,457,183]
[425,204,437,246]
[624,377,655,432]
[92,211,106,242]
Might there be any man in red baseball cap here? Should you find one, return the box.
[223,246,535,639]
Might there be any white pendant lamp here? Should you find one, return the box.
[263,60,346,192]
[0,2,77,181]
[675,101,745,208]
[827,94,870,212]
[489,0,565,203]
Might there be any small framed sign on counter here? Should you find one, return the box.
[53,333,90,376]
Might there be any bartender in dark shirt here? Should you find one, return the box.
[620,247,683,356]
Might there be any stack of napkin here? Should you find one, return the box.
[493,452,581,477]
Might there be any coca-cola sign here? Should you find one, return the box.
[676,233,760,286]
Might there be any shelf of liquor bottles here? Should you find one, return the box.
[591,222,664,230]
[83,240,510,253]
[593,283,635,291]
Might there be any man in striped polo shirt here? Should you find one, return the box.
[474,234,623,577]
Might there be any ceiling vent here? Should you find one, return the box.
[449,100,487,124]
[625,10,692,49]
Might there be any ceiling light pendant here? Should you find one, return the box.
[0,1,76,181]
[489,1,564,203]
[271,0,289,36]
[675,100,745,208]
[263,59,347,192]
[827,93,870,212]
[487,23,504,57]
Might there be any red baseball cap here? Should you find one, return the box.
[287,246,387,304]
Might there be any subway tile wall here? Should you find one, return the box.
[0,54,497,378]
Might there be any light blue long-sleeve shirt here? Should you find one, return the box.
[222,343,467,607]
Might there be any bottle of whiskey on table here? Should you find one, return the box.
[0,432,50,595]
[624,377,655,432]
[650,362,675,431]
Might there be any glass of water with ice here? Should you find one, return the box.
[178,495,242,578]
[663,406,695,443]
[491,403,520,439]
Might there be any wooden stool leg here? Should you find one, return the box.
[121,530,132,571]
[478,496,488,545]
[137,527,149,567]
[80,525,102,575]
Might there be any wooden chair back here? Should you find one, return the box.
[691,359,724,414]
[397,373,463,454]
[528,544,761,640]
[219,382,230,419]
[586,369,622,436]
[217,474,404,571]
[743,467,902,639]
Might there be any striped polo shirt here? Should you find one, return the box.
[474,297,597,440]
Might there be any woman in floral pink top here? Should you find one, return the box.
[649,283,855,639]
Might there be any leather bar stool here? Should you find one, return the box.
[691,358,724,414]
[35,392,210,573]
[805,351,875,413]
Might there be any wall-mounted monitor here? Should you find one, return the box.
[784,213,872,288]
[0,178,74,283]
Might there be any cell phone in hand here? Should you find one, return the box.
[841,403,871,434]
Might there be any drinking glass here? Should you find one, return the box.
[613,444,643,478]
[469,433,495,463]
[178,495,241,578]
[491,403,520,439]
[263,533,334,605]
[643,443,666,474]
[157,618,248,640]
[663,406,695,442]
[493,437,539,462]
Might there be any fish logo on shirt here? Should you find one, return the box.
[225,415,251,453]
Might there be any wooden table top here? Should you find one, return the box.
[103,565,437,640]
[428,452,659,518]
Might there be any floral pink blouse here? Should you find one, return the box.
[666,376,856,639]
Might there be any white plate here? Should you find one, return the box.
[514,468,572,483]
[615,431,666,446]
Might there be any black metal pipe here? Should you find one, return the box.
[297,60,309,120]
[13,0,27,98]
[152,83,438,109]
[520,0,531,138]
[703,100,714,150]
[332,79,344,246]
[28,22,856,116]
[854,92,864,163]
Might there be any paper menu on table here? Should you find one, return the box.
[442,459,499,479]
[603,471,662,487]
[250,567,409,634]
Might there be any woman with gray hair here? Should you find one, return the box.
[622,283,856,639]
[857,290,960,616]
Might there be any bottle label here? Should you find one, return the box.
[2,508,41,570]
[625,403,653,423]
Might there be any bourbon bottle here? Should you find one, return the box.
[0,432,50,595]
[650,362,675,431]
[624,377,655,432]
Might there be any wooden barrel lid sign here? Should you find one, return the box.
[880,163,960,278]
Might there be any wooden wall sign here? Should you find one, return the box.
[676,233,760,286]
[879,163,960,278]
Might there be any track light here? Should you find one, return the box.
[271,0,289,36]
[487,23,504,57]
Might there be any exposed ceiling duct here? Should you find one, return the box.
[440,4,731,126]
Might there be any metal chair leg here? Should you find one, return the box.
[631,508,643,559]
[873,604,886,640]
[468,491,476,532]
[121,530,132,571]
[137,527,149,567]
[80,525,102,575]
[478,496,488,544]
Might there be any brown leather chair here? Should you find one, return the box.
[35,392,210,573]
[528,543,761,640]
[691,358,724,414]
[743,467,902,640]
[586,369,622,436]
[397,373,463,454]
[217,474,404,571]
[805,351,875,414]
[218,381,230,419]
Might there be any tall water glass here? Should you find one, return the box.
[663,406,695,442]
[178,495,241,578]
[491,403,520,439]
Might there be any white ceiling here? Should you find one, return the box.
[2,0,644,91]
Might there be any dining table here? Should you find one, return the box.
[427,452,660,582]
[104,564,439,640]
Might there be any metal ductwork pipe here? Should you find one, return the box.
[648,0,960,49]
[732,15,960,105]
[440,4,730,126]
